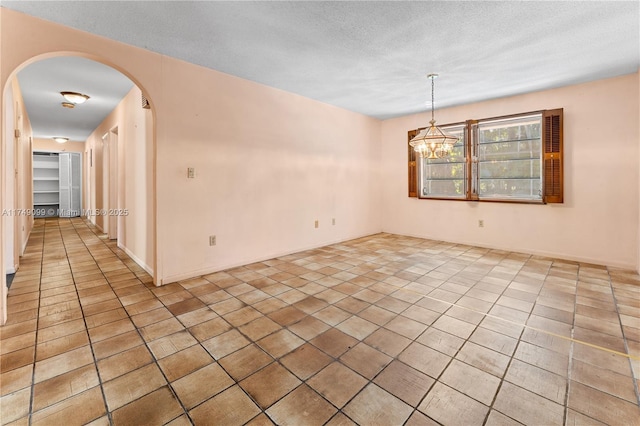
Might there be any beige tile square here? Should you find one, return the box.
[440,359,501,405]
[97,345,154,382]
[35,330,89,361]
[432,315,477,339]
[0,387,32,424]
[340,342,392,379]
[280,343,332,380]
[504,359,566,404]
[398,342,451,378]
[374,360,435,406]
[202,329,250,360]
[364,327,412,357]
[571,358,637,403]
[103,363,166,411]
[158,344,213,382]
[336,315,378,340]
[37,318,86,343]
[513,341,569,377]
[401,305,441,325]
[384,315,428,339]
[344,383,413,426]
[308,362,368,408]
[31,386,105,426]
[219,344,273,381]
[34,345,94,383]
[456,341,510,377]
[176,307,218,328]
[111,386,184,425]
[147,330,197,359]
[140,317,185,342]
[172,363,234,409]
[325,412,357,426]
[485,410,524,426]
[239,316,282,341]
[266,384,336,426]
[268,306,307,326]
[92,330,144,360]
[33,365,99,411]
[313,305,351,326]
[310,329,358,358]
[257,329,305,358]
[493,382,564,425]
[0,364,33,396]
[240,362,302,408]
[419,382,489,425]
[88,318,135,343]
[288,316,330,340]
[190,385,261,426]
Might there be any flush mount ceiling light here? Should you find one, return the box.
[53,137,69,144]
[60,91,90,105]
[409,74,459,159]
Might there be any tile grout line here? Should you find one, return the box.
[71,217,195,425]
[481,257,553,426]
[61,218,116,425]
[606,267,640,406]
[564,264,579,426]
[26,219,46,426]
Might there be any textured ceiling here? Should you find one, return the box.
[3,1,639,137]
[17,57,134,142]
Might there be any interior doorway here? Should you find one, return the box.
[1,53,157,325]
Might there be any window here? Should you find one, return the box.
[408,109,563,203]
[419,124,466,199]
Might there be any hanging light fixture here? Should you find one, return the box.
[409,74,458,159]
[60,91,90,105]
[53,137,69,144]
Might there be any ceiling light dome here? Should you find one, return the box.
[53,137,69,144]
[60,91,90,104]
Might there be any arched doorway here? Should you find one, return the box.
[1,53,157,325]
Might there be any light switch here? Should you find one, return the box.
[187,167,195,178]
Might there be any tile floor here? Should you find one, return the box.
[1,218,639,425]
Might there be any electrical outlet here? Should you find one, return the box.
[209,235,216,246]
[478,220,484,228]
[187,167,195,178]
[332,218,336,226]
[314,220,319,228]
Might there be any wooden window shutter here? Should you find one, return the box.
[408,130,418,197]
[542,109,563,203]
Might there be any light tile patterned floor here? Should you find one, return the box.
[1,218,639,425]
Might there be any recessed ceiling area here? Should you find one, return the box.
[4,1,639,121]
[17,56,134,142]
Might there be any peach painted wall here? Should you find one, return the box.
[1,74,34,323]
[0,8,382,287]
[4,78,34,272]
[158,56,381,282]
[85,86,154,274]
[381,73,640,270]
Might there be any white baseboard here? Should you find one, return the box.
[160,230,381,285]
[119,243,154,276]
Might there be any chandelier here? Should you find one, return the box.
[409,74,458,159]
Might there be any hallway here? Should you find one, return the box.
[1,218,639,425]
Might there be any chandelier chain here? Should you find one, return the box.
[431,76,435,123]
